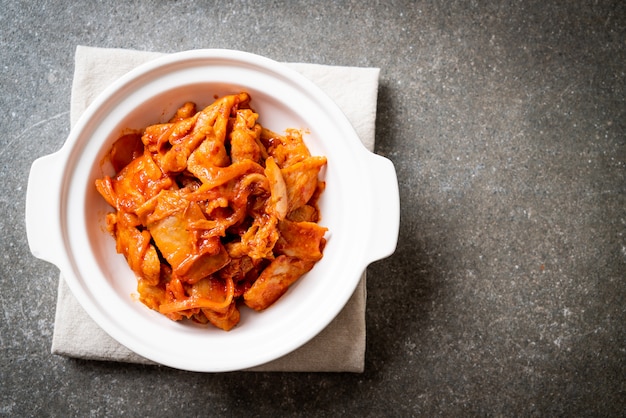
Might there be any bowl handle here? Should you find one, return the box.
[364,152,400,263]
[25,152,65,266]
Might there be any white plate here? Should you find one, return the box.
[26,50,399,372]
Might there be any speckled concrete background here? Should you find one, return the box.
[2,1,624,416]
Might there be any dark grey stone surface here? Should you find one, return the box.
[2,1,624,416]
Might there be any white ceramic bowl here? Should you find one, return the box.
[26,49,399,372]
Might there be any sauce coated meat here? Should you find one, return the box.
[95,93,327,331]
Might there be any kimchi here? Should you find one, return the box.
[95,93,327,331]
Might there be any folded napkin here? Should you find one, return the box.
[51,45,380,372]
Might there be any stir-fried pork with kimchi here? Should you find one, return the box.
[95,93,327,331]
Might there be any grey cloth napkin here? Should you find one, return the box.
[51,46,380,372]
